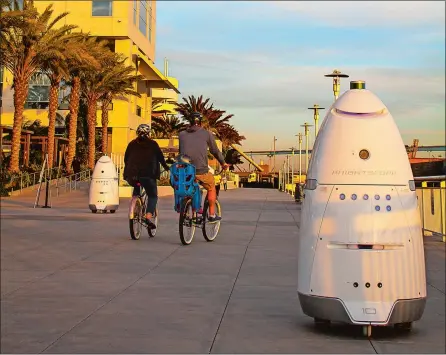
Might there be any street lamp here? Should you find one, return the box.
[285,155,289,193]
[324,69,349,102]
[308,104,325,140]
[273,136,277,173]
[296,133,303,183]
[290,147,296,188]
[301,122,313,175]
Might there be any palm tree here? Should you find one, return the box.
[65,35,93,174]
[64,36,105,172]
[40,36,93,168]
[99,61,142,154]
[80,43,114,169]
[175,95,215,124]
[175,94,233,135]
[151,98,181,138]
[152,115,186,139]
[217,124,246,152]
[0,0,78,172]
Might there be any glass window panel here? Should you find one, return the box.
[92,0,112,16]
[139,0,147,36]
[133,0,137,24]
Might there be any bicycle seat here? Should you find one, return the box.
[170,162,199,197]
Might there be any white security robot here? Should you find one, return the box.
[297,81,427,337]
[88,155,120,213]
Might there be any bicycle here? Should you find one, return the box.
[170,162,223,246]
[128,181,158,240]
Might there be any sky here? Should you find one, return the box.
[154,1,445,154]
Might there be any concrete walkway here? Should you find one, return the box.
[1,188,445,354]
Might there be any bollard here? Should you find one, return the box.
[295,183,304,203]
[41,178,51,208]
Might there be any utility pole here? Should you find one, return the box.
[324,69,350,102]
[301,122,313,175]
[308,104,325,140]
[296,133,303,183]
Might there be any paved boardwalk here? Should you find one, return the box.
[1,188,445,353]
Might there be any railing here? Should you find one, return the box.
[110,153,125,184]
[53,170,92,197]
[10,167,61,193]
[416,176,445,242]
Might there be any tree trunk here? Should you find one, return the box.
[101,97,111,155]
[66,76,81,174]
[8,75,29,173]
[87,95,98,170]
[47,77,61,169]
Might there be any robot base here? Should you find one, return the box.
[298,292,426,337]
[89,204,119,214]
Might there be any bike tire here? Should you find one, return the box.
[129,197,143,240]
[148,207,158,238]
[179,198,196,245]
[202,199,221,242]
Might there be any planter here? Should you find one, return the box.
[119,186,133,198]
[119,185,174,198]
[158,185,174,196]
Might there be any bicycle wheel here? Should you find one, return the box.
[148,207,158,238]
[179,198,196,245]
[202,199,221,242]
[129,197,143,240]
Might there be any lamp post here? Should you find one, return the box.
[296,133,303,183]
[324,69,349,102]
[286,154,290,193]
[308,104,325,140]
[301,122,313,175]
[290,147,296,188]
[273,136,277,173]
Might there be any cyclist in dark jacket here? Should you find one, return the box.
[124,124,169,228]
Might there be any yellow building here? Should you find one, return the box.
[151,58,179,115]
[0,0,179,155]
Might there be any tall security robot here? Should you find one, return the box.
[297,81,426,337]
[88,155,120,213]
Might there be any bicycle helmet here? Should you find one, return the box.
[190,112,203,125]
[176,154,191,164]
[136,124,151,138]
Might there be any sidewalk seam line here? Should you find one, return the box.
[39,245,180,354]
[2,239,127,299]
[208,196,267,354]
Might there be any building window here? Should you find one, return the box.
[25,72,50,109]
[92,0,112,16]
[148,0,153,42]
[133,0,137,25]
[136,105,142,117]
[1,0,22,11]
[139,0,147,37]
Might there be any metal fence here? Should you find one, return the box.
[52,170,92,197]
[415,177,446,242]
[11,167,61,193]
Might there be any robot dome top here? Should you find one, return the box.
[97,155,113,163]
[333,80,388,115]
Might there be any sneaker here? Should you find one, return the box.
[207,215,222,223]
[142,217,156,230]
[146,220,156,230]
[192,216,203,225]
